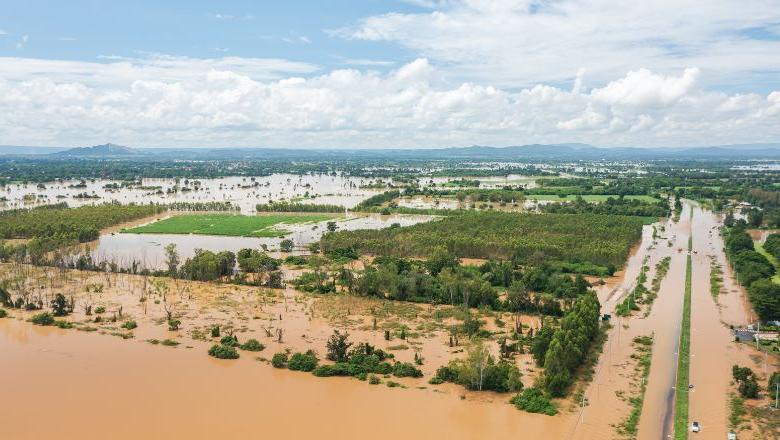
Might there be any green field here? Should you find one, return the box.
[527,194,661,203]
[125,214,338,237]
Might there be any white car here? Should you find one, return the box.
[691,421,701,433]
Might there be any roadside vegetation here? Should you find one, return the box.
[126,213,338,237]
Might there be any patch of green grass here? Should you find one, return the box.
[526,194,660,203]
[125,213,338,237]
[674,255,692,440]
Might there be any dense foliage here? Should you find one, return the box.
[540,196,669,218]
[321,212,642,267]
[724,228,780,321]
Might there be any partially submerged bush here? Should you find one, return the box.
[167,319,181,331]
[220,335,239,347]
[31,312,55,326]
[271,352,289,368]
[368,375,381,385]
[288,350,319,372]
[0,308,7,318]
[393,362,423,378]
[94,306,106,314]
[239,339,265,352]
[208,344,239,359]
[121,320,138,330]
[510,387,557,416]
[211,326,220,338]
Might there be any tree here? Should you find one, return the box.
[280,239,294,253]
[326,330,352,362]
[532,326,555,366]
[51,293,70,316]
[164,243,180,277]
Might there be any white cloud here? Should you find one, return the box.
[16,34,28,49]
[0,56,777,148]
[336,0,780,89]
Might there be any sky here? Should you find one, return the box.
[1,0,779,149]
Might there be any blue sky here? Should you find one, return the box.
[0,1,417,73]
[0,1,779,148]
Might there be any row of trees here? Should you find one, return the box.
[725,228,780,321]
[540,197,669,218]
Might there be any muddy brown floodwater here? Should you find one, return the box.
[0,317,579,440]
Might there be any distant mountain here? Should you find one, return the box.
[54,143,138,157]
[1,141,775,161]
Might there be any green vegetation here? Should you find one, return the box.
[433,341,522,392]
[208,344,240,359]
[126,213,336,237]
[528,194,660,203]
[617,335,654,438]
[256,202,345,213]
[510,387,557,416]
[322,211,642,267]
[728,393,747,431]
[239,339,265,352]
[673,255,692,440]
[732,365,760,399]
[0,308,7,318]
[540,196,668,218]
[271,352,289,368]
[540,292,602,397]
[288,350,319,372]
[725,228,780,321]
[30,312,55,326]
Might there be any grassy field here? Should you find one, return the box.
[674,254,692,440]
[527,194,661,203]
[125,214,337,237]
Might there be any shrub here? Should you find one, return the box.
[161,339,179,346]
[208,344,240,359]
[386,381,401,388]
[167,319,181,331]
[94,306,106,314]
[0,308,7,318]
[510,387,558,416]
[54,320,74,329]
[121,320,138,330]
[369,375,381,385]
[31,312,55,326]
[220,335,239,347]
[288,350,319,372]
[239,339,265,352]
[211,326,220,338]
[271,352,289,368]
[393,362,423,378]
[428,376,444,385]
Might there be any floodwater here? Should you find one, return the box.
[0,174,381,214]
[0,318,577,440]
[83,213,438,270]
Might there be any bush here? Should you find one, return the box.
[208,344,239,359]
[31,312,55,326]
[239,339,265,352]
[428,376,444,385]
[94,306,106,314]
[121,320,138,330]
[288,350,319,372]
[0,308,7,318]
[167,319,181,331]
[54,320,74,329]
[211,326,220,338]
[393,362,423,378]
[220,335,239,347]
[271,352,289,368]
[369,375,381,385]
[510,387,558,416]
